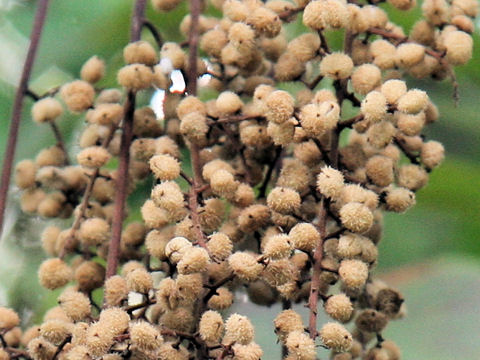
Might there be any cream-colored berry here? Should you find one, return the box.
[32,97,63,123]
[340,202,373,233]
[397,89,428,114]
[123,40,158,66]
[224,314,254,345]
[38,258,72,290]
[361,91,387,123]
[267,187,301,214]
[324,294,354,322]
[319,322,353,352]
[289,223,320,253]
[421,141,444,169]
[339,259,368,289]
[80,56,105,83]
[443,30,473,66]
[149,154,181,181]
[351,64,381,95]
[117,64,153,91]
[317,166,344,199]
[285,331,316,360]
[320,53,354,80]
[228,252,263,282]
[60,80,95,113]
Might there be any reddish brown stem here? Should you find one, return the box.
[106,91,136,278]
[278,7,303,21]
[308,197,327,339]
[0,0,50,239]
[188,149,206,249]
[106,0,147,279]
[184,0,209,249]
[186,0,201,95]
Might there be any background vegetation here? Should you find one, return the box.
[0,1,478,358]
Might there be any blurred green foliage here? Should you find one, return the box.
[0,0,479,357]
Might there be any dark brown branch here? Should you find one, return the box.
[318,30,331,54]
[5,347,32,360]
[305,74,324,90]
[338,114,364,131]
[180,171,193,185]
[257,146,282,199]
[325,227,346,240]
[216,344,234,360]
[203,272,235,304]
[25,89,40,101]
[53,336,71,359]
[142,19,164,49]
[394,138,420,165]
[106,0,147,279]
[0,333,6,348]
[0,0,50,239]
[278,7,303,21]
[49,121,70,165]
[125,298,157,313]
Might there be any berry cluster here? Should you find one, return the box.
[1,0,477,359]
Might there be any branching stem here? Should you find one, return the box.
[106,0,147,279]
[0,0,50,239]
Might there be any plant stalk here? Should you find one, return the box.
[0,0,51,239]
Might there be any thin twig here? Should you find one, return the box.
[318,30,331,54]
[60,125,117,258]
[0,0,50,239]
[106,0,147,279]
[278,7,303,21]
[52,336,71,359]
[394,138,420,165]
[142,19,164,49]
[305,74,323,90]
[257,146,282,199]
[203,272,235,304]
[338,114,364,131]
[49,121,70,165]
[125,298,156,313]
[180,171,193,185]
